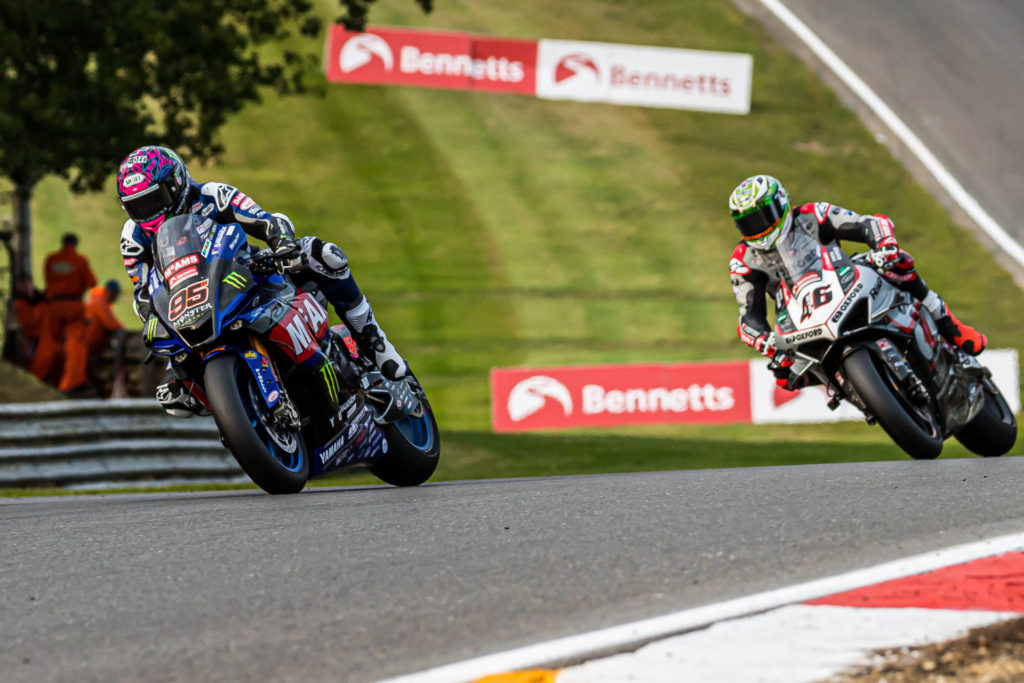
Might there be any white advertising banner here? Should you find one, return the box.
[750,348,1020,424]
[536,39,753,114]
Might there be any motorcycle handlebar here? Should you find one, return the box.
[248,249,278,276]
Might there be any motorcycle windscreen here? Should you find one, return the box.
[773,229,847,332]
[776,229,826,292]
[151,214,221,347]
[203,223,258,325]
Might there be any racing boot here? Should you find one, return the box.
[340,295,410,381]
[924,292,987,356]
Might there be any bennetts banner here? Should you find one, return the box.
[325,25,753,114]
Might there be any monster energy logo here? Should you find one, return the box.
[145,316,160,341]
[222,272,247,289]
[320,362,340,406]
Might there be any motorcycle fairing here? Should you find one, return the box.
[309,395,389,477]
[144,315,187,356]
[258,292,331,370]
[776,242,861,338]
[150,216,256,350]
[330,324,361,360]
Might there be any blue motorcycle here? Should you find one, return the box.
[143,213,440,494]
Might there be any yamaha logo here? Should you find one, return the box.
[340,34,394,73]
[554,53,600,84]
[507,375,573,422]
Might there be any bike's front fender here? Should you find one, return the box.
[203,344,283,411]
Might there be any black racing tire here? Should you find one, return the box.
[842,347,944,460]
[204,354,309,494]
[369,397,441,487]
[955,386,1018,457]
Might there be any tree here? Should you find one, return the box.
[0,0,431,282]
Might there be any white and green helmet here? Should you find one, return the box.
[728,174,792,250]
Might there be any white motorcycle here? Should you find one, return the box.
[769,228,1016,459]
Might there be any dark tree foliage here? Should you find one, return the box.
[339,0,432,31]
[0,0,431,279]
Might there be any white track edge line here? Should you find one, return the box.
[759,0,1024,270]
[382,531,1024,682]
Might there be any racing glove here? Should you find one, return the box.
[268,235,304,273]
[869,235,900,269]
[750,331,778,358]
[772,353,822,391]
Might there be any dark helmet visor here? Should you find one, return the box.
[121,182,175,224]
[733,196,788,239]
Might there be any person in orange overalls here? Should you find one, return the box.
[29,233,97,389]
[60,280,125,395]
[10,275,47,366]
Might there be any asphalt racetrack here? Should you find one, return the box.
[778,0,1024,248]
[5,459,1024,682]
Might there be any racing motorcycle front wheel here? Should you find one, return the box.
[205,354,309,494]
[842,347,944,460]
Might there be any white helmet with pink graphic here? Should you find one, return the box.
[116,146,191,233]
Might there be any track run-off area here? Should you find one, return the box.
[5,460,1024,682]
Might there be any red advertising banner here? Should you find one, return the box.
[491,351,1019,432]
[325,25,537,94]
[491,361,752,432]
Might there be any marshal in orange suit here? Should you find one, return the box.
[29,233,98,390]
[61,281,125,394]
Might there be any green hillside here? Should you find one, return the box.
[5,0,1021,465]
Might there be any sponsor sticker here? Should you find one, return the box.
[121,173,146,189]
[164,253,199,278]
[120,154,148,169]
[215,184,234,211]
[167,266,198,289]
[729,257,751,276]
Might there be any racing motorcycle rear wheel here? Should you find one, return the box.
[205,354,309,494]
[369,395,441,487]
[954,384,1017,457]
[843,347,943,460]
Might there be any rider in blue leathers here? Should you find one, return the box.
[117,145,409,417]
